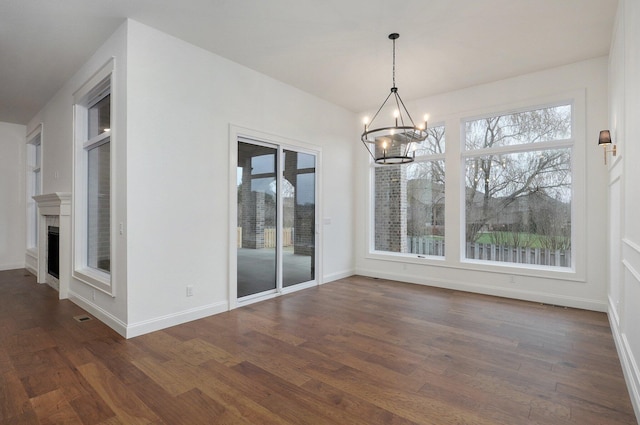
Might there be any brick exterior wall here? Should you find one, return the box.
[284,151,315,256]
[375,164,407,253]
[293,204,314,256]
[241,190,266,249]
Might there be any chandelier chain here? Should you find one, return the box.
[392,36,396,88]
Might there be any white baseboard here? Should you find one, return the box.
[0,263,26,272]
[69,291,128,337]
[66,269,352,339]
[609,294,621,328]
[354,269,608,312]
[609,297,640,423]
[70,290,229,339]
[323,268,355,284]
[125,301,229,339]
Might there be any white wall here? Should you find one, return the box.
[0,122,26,270]
[25,19,356,337]
[26,21,130,333]
[123,20,355,336]
[355,57,610,311]
[608,0,640,419]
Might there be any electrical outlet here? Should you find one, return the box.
[186,285,194,297]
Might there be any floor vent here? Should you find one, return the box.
[540,303,568,309]
[73,315,92,322]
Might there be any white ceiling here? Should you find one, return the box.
[0,0,617,125]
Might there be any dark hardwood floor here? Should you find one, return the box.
[0,268,636,424]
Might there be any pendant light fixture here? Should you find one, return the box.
[361,33,428,165]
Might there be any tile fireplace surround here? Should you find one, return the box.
[33,192,71,299]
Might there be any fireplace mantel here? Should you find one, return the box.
[33,192,71,215]
[34,192,71,299]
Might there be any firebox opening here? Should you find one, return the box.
[48,226,60,279]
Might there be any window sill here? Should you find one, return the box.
[365,250,583,283]
[459,258,579,281]
[366,250,446,265]
[73,267,114,297]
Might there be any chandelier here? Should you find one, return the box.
[361,33,428,165]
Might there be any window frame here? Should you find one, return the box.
[72,58,115,295]
[365,90,587,282]
[26,124,43,254]
[460,101,575,270]
[228,125,323,310]
[369,123,447,260]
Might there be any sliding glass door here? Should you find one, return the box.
[282,149,316,287]
[237,141,278,298]
[236,139,317,300]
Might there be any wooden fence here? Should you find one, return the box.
[407,236,571,267]
[465,242,571,267]
[237,227,293,248]
[408,237,445,256]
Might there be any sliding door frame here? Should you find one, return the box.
[228,125,322,310]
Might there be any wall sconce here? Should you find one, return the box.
[598,130,617,165]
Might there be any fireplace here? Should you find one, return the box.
[34,192,71,299]
[47,226,60,279]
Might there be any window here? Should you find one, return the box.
[87,135,111,272]
[462,104,572,267]
[374,126,445,256]
[84,86,111,274]
[26,126,42,250]
[73,59,113,291]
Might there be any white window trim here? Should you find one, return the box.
[26,123,43,255]
[460,100,576,272]
[368,122,447,260]
[366,89,587,283]
[72,58,115,295]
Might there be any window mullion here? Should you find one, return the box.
[83,130,110,150]
[461,139,573,158]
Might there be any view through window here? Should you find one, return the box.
[374,126,445,256]
[463,104,572,267]
[372,103,573,269]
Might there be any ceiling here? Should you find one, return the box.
[0,0,617,125]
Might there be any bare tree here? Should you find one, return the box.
[464,105,571,243]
